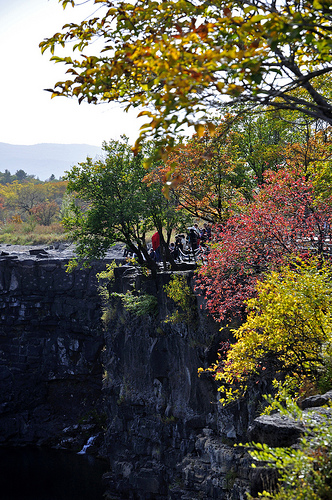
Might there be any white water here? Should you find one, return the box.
[77,435,98,455]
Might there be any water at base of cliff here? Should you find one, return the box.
[0,446,108,500]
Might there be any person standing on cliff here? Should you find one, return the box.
[188,226,198,252]
[151,231,161,262]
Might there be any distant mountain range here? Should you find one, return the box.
[0,143,103,181]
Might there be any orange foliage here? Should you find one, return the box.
[147,118,247,223]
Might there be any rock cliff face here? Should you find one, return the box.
[0,254,282,499]
[101,267,254,499]
[0,254,107,448]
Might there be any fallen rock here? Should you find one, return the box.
[247,414,305,447]
[301,390,332,409]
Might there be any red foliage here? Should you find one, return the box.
[196,167,332,322]
[31,201,59,226]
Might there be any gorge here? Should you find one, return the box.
[0,247,314,499]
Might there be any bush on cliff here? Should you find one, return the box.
[196,166,332,322]
[164,274,196,325]
[200,257,332,405]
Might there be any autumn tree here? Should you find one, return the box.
[205,258,332,405]
[1,182,48,217]
[30,201,60,226]
[0,179,68,223]
[163,109,303,221]
[159,110,332,223]
[41,1,332,152]
[196,166,332,322]
[162,118,247,223]
[279,117,332,199]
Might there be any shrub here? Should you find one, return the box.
[111,291,158,318]
[164,273,195,324]
[202,257,332,405]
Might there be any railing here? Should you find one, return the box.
[176,245,209,264]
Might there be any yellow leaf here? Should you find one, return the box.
[195,124,205,137]
[137,110,154,118]
[139,122,152,131]
[162,184,170,199]
[207,122,216,136]
[143,158,152,169]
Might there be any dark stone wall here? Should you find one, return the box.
[101,267,252,499]
[0,257,258,498]
[0,257,107,448]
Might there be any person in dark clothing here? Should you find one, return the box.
[169,242,180,260]
[174,236,183,261]
[149,248,156,261]
[189,227,198,251]
[204,223,211,240]
[200,228,207,245]
[175,235,183,251]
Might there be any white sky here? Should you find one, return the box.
[0,0,144,147]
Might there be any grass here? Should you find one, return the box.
[0,223,189,247]
[0,222,68,245]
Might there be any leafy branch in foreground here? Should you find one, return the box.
[41,1,332,154]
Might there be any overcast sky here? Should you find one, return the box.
[0,0,144,147]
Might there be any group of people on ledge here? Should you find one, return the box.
[150,223,211,263]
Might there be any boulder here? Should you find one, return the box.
[247,414,305,447]
[301,390,332,409]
